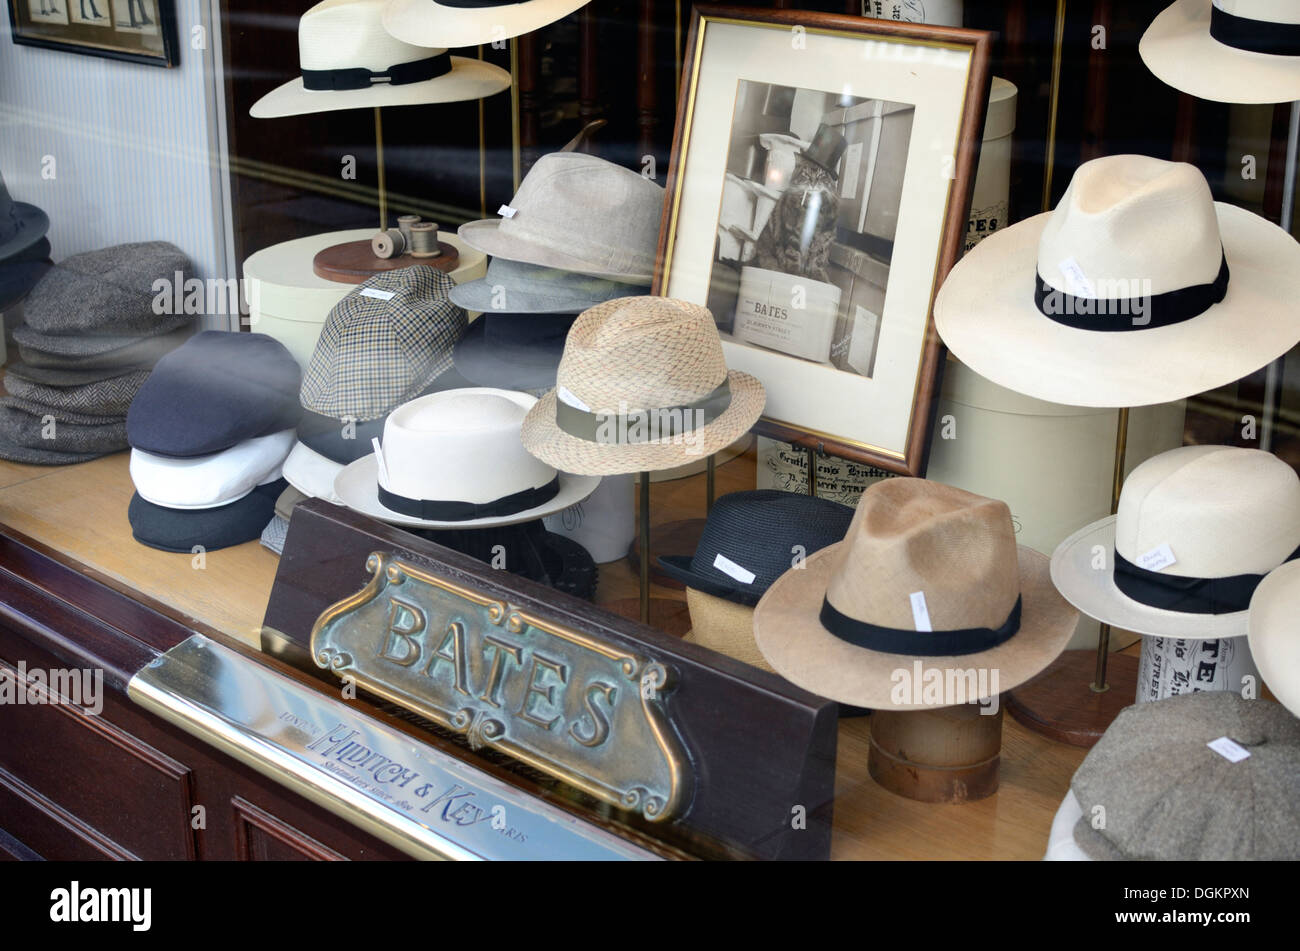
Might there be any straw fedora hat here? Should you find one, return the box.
[520,297,765,476]
[934,154,1300,408]
[1249,560,1300,719]
[335,387,598,529]
[1140,1,1300,105]
[1052,445,1300,640]
[458,153,665,284]
[383,0,591,51]
[753,479,1078,710]
[250,0,511,119]
[683,587,776,675]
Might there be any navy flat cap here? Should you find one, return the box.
[129,479,287,553]
[127,331,302,457]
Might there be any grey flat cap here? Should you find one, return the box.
[0,400,127,464]
[1071,691,1300,860]
[4,369,151,418]
[16,325,193,370]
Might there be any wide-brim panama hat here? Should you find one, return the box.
[934,155,1300,408]
[1249,560,1300,719]
[1140,0,1300,105]
[1052,445,1300,640]
[250,0,510,119]
[335,387,599,529]
[448,255,647,315]
[458,152,665,284]
[0,171,49,261]
[382,0,591,49]
[753,479,1079,710]
[521,297,765,476]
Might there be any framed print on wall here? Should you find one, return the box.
[655,5,991,476]
[8,0,178,67]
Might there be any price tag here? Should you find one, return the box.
[498,204,518,219]
[909,591,933,633]
[1207,736,1250,763]
[1138,543,1177,572]
[360,288,396,301]
[713,553,756,585]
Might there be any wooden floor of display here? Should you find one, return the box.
[0,447,1128,860]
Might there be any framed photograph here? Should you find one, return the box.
[656,5,990,476]
[8,0,178,67]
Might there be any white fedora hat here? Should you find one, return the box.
[335,387,599,529]
[1140,1,1300,105]
[458,152,665,284]
[1053,445,1300,640]
[283,440,346,503]
[1248,560,1300,719]
[250,0,511,119]
[130,429,296,510]
[934,154,1300,408]
[383,0,591,50]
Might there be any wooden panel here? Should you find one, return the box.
[0,767,134,860]
[232,797,348,862]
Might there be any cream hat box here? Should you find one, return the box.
[926,359,1185,652]
[243,228,486,370]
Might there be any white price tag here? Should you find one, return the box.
[712,553,756,585]
[556,386,591,412]
[360,288,396,301]
[1058,256,1096,298]
[1137,543,1177,572]
[1207,736,1251,763]
[909,591,933,633]
[498,204,518,219]
[372,437,391,487]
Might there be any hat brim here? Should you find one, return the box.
[334,453,600,529]
[519,371,765,476]
[382,0,591,49]
[657,554,762,606]
[933,202,1300,407]
[752,543,1079,709]
[0,202,50,260]
[283,440,345,503]
[249,56,511,119]
[1247,562,1300,719]
[452,317,567,390]
[448,276,644,314]
[1140,0,1300,105]
[1050,516,1247,639]
[457,219,654,284]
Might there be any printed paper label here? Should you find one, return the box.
[909,591,933,633]
[556,386,591,412]
[1207,736,1250,763]
[1137,543,1177,572]
[1058,257,1096,298]
[498,204,518,219]
[360,288,396,301]
[712,553,756,585]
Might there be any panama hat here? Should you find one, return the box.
[1249,560,1300,719]
[335,387,599,529]
[521,297,765,476]
[382,0,590,52]
[683,588,776,674]
[448,256,646,315]
[753,478,1078,710]
[1052,445,1300,641]
[1140,1,1300,105]
[458,152,665,284]
[0,170,49,261]
[250,0,510,119]
[934,155,1300,408]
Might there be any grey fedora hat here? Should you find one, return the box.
[458,152,664,284]
[448,256,649,314]
[0,170,49,261]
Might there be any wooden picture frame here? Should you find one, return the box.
[7,0,179,68]
[655,5,991,476]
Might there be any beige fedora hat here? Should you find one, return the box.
[520,297,765,476]
[458,152,665,284]
[250,0,511,119]
[383,0,591,50]
[1141,1,1300,105]
[1249,560,1300,718]
[934,154,1300,408]
[1053,445,1300,640]
[753,479,1078,710]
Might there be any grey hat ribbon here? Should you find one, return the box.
[555,378,732,445]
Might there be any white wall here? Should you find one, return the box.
[0,0,229,285]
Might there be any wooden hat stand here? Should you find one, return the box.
[868,702,1004,804]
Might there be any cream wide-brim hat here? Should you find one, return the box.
[382,0,591,51]
[250,56,510,118]
[933,202,1300,408]
[1140,0,1300,105]
[1050,516,1251,640]
[334,453,598,530]
[752,544,1078,710]
[1248,560,1300,718]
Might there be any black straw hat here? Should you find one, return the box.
[658,489,854,606]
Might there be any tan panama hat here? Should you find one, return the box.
[753,479,1078,710]
[683,588,776,675]
[520,297,765,476]
[1249,560,1300,719]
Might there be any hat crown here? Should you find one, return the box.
[1038,155,1222,297]
[1116,445,1300,577]
[1214,0,1300,26]
[556,297,729,413]
[298,0,444,72]
[826,479,1021,632]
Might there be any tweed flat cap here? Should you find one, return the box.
[16,325,193,371]
[127,331,302,458]
[0,400,127,462]
[4,369,151,418]
[260,514,289,555]
[23,241,195,338]
[1071,691,1300,860]
[129,479,287,553]
[4,362,141,388]
[300,267,467,422]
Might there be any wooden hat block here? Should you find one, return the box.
[868,702,1004,804]
[312,238,460,284]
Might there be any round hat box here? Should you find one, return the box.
[1136,634,1260,704]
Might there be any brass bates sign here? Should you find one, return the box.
[310,553,687,821]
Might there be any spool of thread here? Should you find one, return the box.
[409,222,441,258]
[371,228,406,259]
[397,215,421,245]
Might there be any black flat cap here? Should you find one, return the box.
[129,479,287,553]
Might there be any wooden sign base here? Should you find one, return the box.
[1005,649,1139,747]
[868,703,1003,804]
[312,239,460,284]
